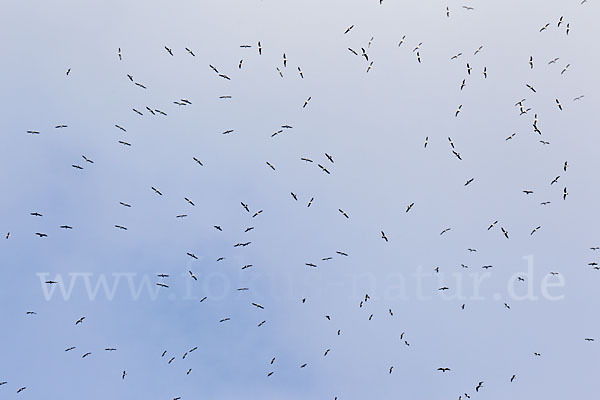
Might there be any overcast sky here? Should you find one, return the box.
[1,0,599,399]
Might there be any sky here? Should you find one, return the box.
[1,0,599,399]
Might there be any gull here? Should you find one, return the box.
[348,48,358,55]
[219,317,230,323]
[325,153,334,163]
[451,53,462,60]
[189,271,197,281]
[526,84,536,92]
[301,157,313,162]
[566,23,570,35]
[55,124,68,128]
[151,186,162,195]
[156,283,168,288]
[122,371,127,379]
[406,202,414,212]
[460,79,466,90]
[303,97,311,108]
[573,95,585,101]
[452,151,462,160]
[339,209,349,218]
[26,311,37,315]
[66,68,71,75]
[482,265,493,269]
[118,47,121,60]
[35,232,48,237]
[185,197,195,206]
[381,231,388,242]
[164,46,173,56]
[65,347,76,351]
[464,178,474,186]
[540,23,550,32]
[361,48,368,61]
[462,5,475,10]
[82,155,93,163]
[551,176,560,185]
[45,280,58,284]
[366,61,373,72]
[529,56,534,69]
[135,82,146,89]
[506,133,516,141]
[238,59,243,69]
[145,107,155,115]
[474,45,483,55]
[157,274,169,278]
[344,25,354,34]
[556,98,562,110]
[446,6,450,17]
[252,302,264,309]
[244,226,254,232]
[448,137,455,148]
[466,63,471,74]
[72,164,83,170]
[118,140,131,146]
[504,303,511,309]
[523,190,533,194]
[252,210,263,218]
[455,105,462,117]
[563,187,568,200]
[193,157,203,166]
[82,352,92,358]
[561,64,570,74]
[115,124,126,132]
[17,387,26,393]
[475,382,484,392]
[501,227,509,238]
[413,42,422,52]
[291,192,298,201]
[305,263,317,268]
[105,348,117,351]
[298,67,304,78]
[222,129,234,135]
[283,53,287,67]
[27,130,40,134]
[307,197,314,207]
[488,220,498,230]
[60,225,73,229]
[549,57,560,64]
[424,137,428,147]
[187,253,198,259]
[168,357,175,364]
[185,47,195,56]
[440,228,451,235]
[437,368,451,372]
[30,212,43,217]
[336,251,348,256]
[585,338,595,341]
[416,52,421,63]
[398,35,406,46]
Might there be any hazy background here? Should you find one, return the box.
[1,0,599,398]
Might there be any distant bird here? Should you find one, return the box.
[122,370,127,379]
[75,316,85,325]
[381,231,388,242]
[455,105,462,117]
[475,381,484,392]
[82,352,91,358]
[511,375,516,382]
[344,25,354,34]
[437,367,451,372]
[501,227,509,239]
[339,209,349,218]
[440,228,451,235]
[164,46,173,56]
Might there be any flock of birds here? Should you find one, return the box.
[2,1,598,399]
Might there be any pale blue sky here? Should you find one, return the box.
[1,0,599,399]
